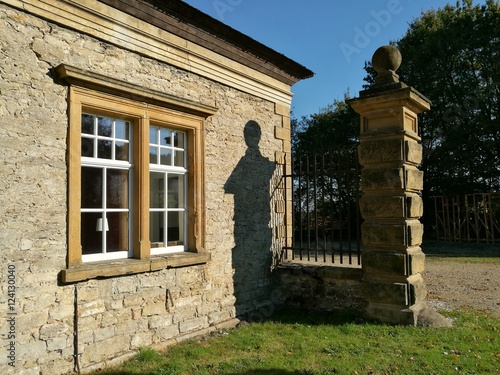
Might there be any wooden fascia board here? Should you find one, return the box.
[99,0,314,85]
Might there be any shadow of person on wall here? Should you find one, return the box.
[224,120,277,320]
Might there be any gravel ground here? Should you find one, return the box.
[422,241,500,318]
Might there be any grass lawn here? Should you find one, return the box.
[92,308,499,375]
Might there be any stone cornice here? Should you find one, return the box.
[1,0,309,105]
[348,86,432,115]
[53,64,218,118]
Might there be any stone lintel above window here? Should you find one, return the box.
[52,64,218,118]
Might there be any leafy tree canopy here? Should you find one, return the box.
[365,0,500,196]
[292,98,359,158]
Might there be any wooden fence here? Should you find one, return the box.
[433,193,500,243]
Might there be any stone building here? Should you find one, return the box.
[0,0,312,373]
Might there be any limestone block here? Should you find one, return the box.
[362,248,425,276]
[50,291,75,321]
[93,325,116,342]
[362,222,406,247]
[360,196,404,218]
[365,302,418,325]
[16,340,48,361]
[406,194,423,218]
[142,301,166,316]
[358,139,403,165]
[208,310,233,325]
[148,315,173,329]
[362,220,423,248]
[274,126,290,141]
[362,251,408,275]
[81,336,130,364]
[131,333,153,349]
[408,274,427,305]
[361,109,401,134]
[172,306,197,323]
[46,336,69,351]
[408,249,425,275]
[16,311,49,331]
[179,316,208,334]
[80,300,106,317]
[405,140,422,165]
[39,322,69,340]
[282,116,291,129]
[275,102,290,117]
[123,294,144,308]
[363,280,409,306]
[362,167,403,191]
[405,167,424,191]
[407,220,424,246]
[157,324,180,342]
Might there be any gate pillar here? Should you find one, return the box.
[348,46,450,326]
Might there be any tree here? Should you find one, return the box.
[364,0,500,196]
[291,99,361,244]
[292,99,359,157]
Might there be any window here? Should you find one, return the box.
[63,82,213,270]
[80,114,133,261]
[149,126,187,254]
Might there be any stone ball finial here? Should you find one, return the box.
[372,45,402,73]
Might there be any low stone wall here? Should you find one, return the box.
[276,265,365,313]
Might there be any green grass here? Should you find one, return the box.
[93,309,499,375]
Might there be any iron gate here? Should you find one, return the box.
[283,150,362,266]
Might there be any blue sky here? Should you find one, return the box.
[182,0,486,119]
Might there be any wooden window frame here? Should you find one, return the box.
[54,64,217,283]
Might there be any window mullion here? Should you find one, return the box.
[134,116,150,259]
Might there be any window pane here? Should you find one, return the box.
[115,120,129,140]
[81,166,102,208]
[98,117,112,136]
[107,169,129,208]
[82,114,94,134]
[174,131,184,148]
[160,148,172,166]
[149,146,158,164]
[115,141,129,161]
[98,139,112,159]
[160,129,171,146]
[106,212,129,252]
[149,126,158,144]
[150,211,164,245]
[81,212,103,254]
[167,211,184,244]
[174,150,184,167]
[167,174,184,208]
[150,172,165,208]
[81,137,94,158]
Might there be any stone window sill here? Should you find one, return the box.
[59,252,210,283]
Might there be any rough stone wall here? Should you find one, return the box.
[0,4,287,374]
[276,265,365,313]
